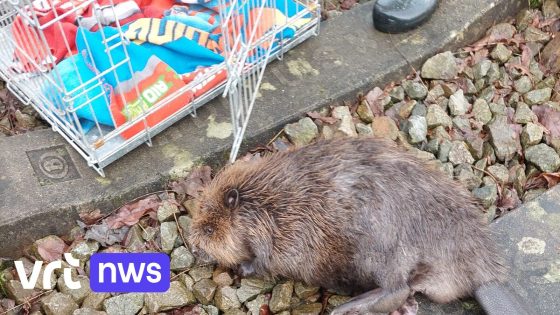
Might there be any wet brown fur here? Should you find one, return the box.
[188,137,506,304]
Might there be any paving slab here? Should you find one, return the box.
[0,0,526,256]
[417,186,560,314]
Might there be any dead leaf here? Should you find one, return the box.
[530,172,560,189]
[365,87,385,117]
[259,305,272,315]
[472,49,489,65]
[78,209,103,225]
[106,195,161,229]
[505,62,532,77]
[497,188,521,212]
[340,0,356,10]
[36,236,67,262]
[532,105,560,140]
[307,111,338,124]
[521,45,532,67]
[170,166,213,200]
[84,222,130,247]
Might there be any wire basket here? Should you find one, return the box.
[0,0,320,176]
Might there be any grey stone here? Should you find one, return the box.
[157,200,180,222]
[269,281,294,313]
[71,240,100,261]
[466,137,485,160]
[389,86,405,101]
[407,116,427,144]
[14,110,37,129]
[103,294,144,315]
[170,246,194,271]
[292,303,322,315]
[448,141,475,165]
[474,159,488,179]
[474,60,492,80]
[177,215,192,238]
[455,165,482,190]
[356,101,374,123]
[73,309,107,315]
[145,281,195,313]
[294,282,320,300]
[525,88,552,105]
[514,76,532,94]
[536,76,556,89]
[193,278,217,304]
[438,140,453,163]
[5,280,36,304]
[160,222,178,254]
[355,123,373,136]
[525,144,560,172]
[472,185,498,208]
[141,226,158,241]
[203,305,219,315]
[393,100,417,119]
[180,274,195,291]
[426,104,452,128]
[411,102,427,117]
[284,117,319,146]
[514,103,537,124]
[426,84,445,103]
[82,293,110,311]
[371,116,399,140]
[408,148,436,161]
[223,309,246,315]
[421,51,459,80]
[332,106,357,137]
[212,270,233,287]
[487,116,518,161]
[448,90,469,116]
[488,101,506,117]
[529,60,544,81]
[236,277,275,303]
[487,23,516,40]
[189,265,214,282]
[523,188,547,202]
[403,81,428,100]
[214,286,241,311]
[543,0,560,18]
[487,164,510,185]
[524,26,551,43]
[246,294,268,315]
[487,62,501,83]
[491,43,512,63]
[472,99,492,125]
[452,116,471,134]
[42,293,79,315]
[425,139,439,155]
[328,295,352,307]
[430,125,451,142]
[521,122,544,147]
[479,86,495,103]
[57,275,91,305]
[516,9,535,31]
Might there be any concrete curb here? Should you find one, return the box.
[0,0,526,256]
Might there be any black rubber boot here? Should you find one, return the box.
[373,0,438,34]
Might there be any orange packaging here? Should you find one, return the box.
[110,57,194,140]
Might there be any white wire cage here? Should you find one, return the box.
[0,0,320,176]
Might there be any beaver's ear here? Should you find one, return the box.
[224,188,240,209]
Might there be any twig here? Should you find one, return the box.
[0,290,53,315]
[472,165,503,198]
[169,263,214,281]
[173,213,188,250]
[267,128,285,146]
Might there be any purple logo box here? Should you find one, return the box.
[90,253,170,292]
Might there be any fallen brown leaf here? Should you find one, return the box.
[340,0,356,10]
[78,209,103,225]
[365,87,385,117]
[36,236,67,262]
[170,166,213,200]
[307,111,338,124]
[106,195,161,229]
[532,105,560,140]
[497,188,521,212]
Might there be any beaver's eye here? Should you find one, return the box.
[204,225,214,236]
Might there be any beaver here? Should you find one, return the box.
[188,137,533,315]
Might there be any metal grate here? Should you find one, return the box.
[0,0,320,176]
